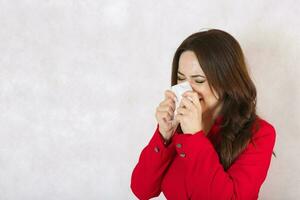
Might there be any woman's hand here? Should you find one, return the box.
[174,91,203,134]
[155,90,180,142]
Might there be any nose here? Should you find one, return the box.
[186,80,202,98]
[186,79,193,86]
[186,79,195,90]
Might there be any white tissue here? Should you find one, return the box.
[169,81,193,120]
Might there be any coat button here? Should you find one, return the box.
[179,153,186,157]
[154,146,160,152]
[176,143,182,148]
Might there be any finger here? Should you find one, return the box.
[159,111,172,121]
[157,105,175,117]
[174,114,181,123]
[164,119,173,130]
[164,90,177,102]
[161,98,176,112]
[182,91,201,109]
[160,97,175,109]
[179,96,196,111]
[171,119,180,128]
[177,106,187,115]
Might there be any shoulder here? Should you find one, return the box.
[253,117,276,136]
[250,116,276,147]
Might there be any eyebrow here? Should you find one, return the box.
[177,71,206,78]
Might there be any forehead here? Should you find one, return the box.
[178,50,204,75]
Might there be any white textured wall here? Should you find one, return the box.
[0,0,299,199]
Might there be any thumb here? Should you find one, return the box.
[171,119,180,130]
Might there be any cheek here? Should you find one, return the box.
[200,94,215,107]
[193,84,208,98]
[200,97,206,106]
[192,85,212,104]
[201,96,220,110]
[196,91,208,101]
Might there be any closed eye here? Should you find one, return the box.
[177,77,205,84]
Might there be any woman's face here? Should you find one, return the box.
[177,50,222,118]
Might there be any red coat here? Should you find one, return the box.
[130,116,276,200]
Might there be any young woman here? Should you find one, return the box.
[130,29,276,200]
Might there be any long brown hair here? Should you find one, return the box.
[171,29,276,171]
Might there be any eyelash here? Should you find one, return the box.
[177,77,205,84]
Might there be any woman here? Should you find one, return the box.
[130,29,276,200]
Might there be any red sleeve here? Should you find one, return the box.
[172,121,276,200]
[130,124,177,200]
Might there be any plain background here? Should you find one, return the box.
[0,0,299,199]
